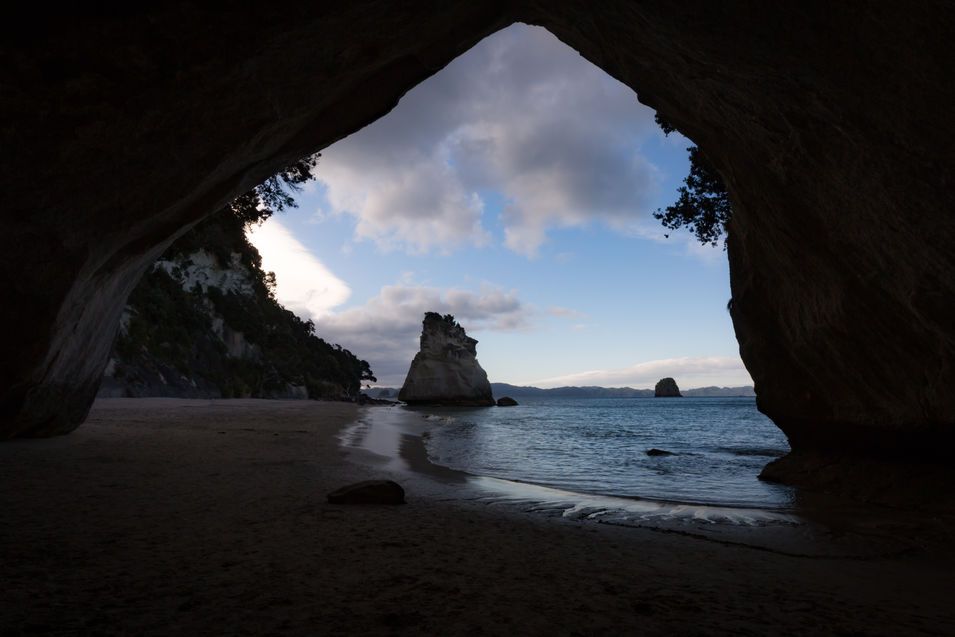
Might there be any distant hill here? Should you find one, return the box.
[365,383,755,399]
[491,383,755,398]
[490,383,653,398]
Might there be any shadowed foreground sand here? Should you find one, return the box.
[1,399,953,635]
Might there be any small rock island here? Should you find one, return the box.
[654,377,683,397]
[399,312,495,406]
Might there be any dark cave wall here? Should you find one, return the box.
[2,2,954,456]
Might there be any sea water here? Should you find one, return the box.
[416,396,794,509]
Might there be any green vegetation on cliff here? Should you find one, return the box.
[107,155,375,400]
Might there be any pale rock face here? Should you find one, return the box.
[98,248,265,398]
[220,325,260,361]
[399,314,495,406]
[156,250,261,362]
[155,250,254,296]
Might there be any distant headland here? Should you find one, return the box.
[368,383,755,400]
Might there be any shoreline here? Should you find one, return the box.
[342,404,803,521]
[393,396,798,512]
[341,404,948,560]
[2,398,953,634]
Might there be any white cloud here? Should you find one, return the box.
[314,282,530,386]
[246,218,530,386]
[528,356,752,389]
[319,152,489,254]
[314,23,662,257]
[547,306,586,319]
[244,220,737,390]
[245,217,350,319]
[608,216,729,266]
[681,236,727,265]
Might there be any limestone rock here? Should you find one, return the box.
[654,378,682,398]
[266,384,308,400]
[399,313,494,406]
[327,480,406,505]
[496,397,518,407]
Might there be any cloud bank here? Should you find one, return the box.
[245,219,740,389]
[315,283,530,386]
[245,217,350,319]
[245,25,730,388]
[315,23,662,256]
[528,356,752,390]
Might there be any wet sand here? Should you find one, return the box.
[1,398,953,635]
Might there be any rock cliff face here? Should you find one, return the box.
[3,3,955,467]
[98,211,372,401]
[654,378,682,398]
[399,313,495,406]
[98,250,274,400]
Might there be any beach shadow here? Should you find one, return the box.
[398,433,469,485]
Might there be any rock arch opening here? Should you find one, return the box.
[3,4,954,477]
[101,23,749,417]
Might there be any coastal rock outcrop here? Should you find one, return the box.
[496,397,518,407]
[399,314,495,407]
[654,378,682,398]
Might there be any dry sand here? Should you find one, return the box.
[1,398,953,635]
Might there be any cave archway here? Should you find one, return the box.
[3,3,954,466]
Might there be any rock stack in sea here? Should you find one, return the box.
[398,313,495,406]
[654,377,683,397]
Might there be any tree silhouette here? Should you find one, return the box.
[227,153,320,227]
[653,114,732,247]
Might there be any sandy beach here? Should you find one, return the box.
[2,399,953,635]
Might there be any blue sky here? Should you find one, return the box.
[247,24,751,389]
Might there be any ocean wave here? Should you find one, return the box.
[422,414,457,424]
[470,476,800,526]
